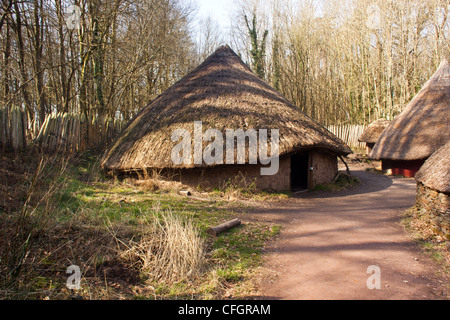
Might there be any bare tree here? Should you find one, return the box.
[196,16,223,61]
[233,0,450,125]
[0,0,198,128]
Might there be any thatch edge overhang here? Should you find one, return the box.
[104,144,348,173]
[101,45,352,171]
[415,141,450,194]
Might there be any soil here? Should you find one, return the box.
[248,162,449,300]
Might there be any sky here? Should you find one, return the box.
[195,0,235,31]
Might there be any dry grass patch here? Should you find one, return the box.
[117,207,206,285]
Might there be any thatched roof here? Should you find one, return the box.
[370,59,450,161]
[415,141,450,193]
[102,45,351,171]
[358,119,391,144]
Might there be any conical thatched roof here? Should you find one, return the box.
[358,119,391,144]
[415,141,450,193]
[370,59,450,161]
[102,45,351,171]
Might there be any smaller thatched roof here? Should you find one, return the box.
[370,59,450,161]
[358,119,391,144]
[415,141,450,193]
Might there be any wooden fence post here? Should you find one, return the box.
[33,112,124,154]
[327,124,367,150]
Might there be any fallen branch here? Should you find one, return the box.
[207,219,242,236]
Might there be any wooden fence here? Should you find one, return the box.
[36,113,125,153]
[0,106,27,152]
[2,110,367,154]
[327,124,368,150]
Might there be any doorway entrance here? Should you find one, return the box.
[291,152,310,190]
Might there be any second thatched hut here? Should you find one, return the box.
[370,59,450,177]
[358,119,391,155]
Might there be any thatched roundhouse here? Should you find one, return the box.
[102,45,352,191]
[415,141,450,239]
[370,59,450,178]
[358,119,391,154]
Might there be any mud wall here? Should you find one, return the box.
[310,151,339,187]
[166,156,291,192]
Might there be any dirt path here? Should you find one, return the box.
[251,163,449,300]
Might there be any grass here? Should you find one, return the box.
[0,150,280,300]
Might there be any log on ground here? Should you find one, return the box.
[207,219,242,236]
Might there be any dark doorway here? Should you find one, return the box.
[291,153,310,190]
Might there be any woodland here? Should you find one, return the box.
[0,0,449,126]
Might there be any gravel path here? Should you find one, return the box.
[252,163,449,300]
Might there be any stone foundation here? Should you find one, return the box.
[415,183,450,239]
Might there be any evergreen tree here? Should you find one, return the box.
[245,13,268,80]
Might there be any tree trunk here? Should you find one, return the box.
[12,1,32,121]
[34,0,47,125]
[56,0,69,113]
[2,17,10,106]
